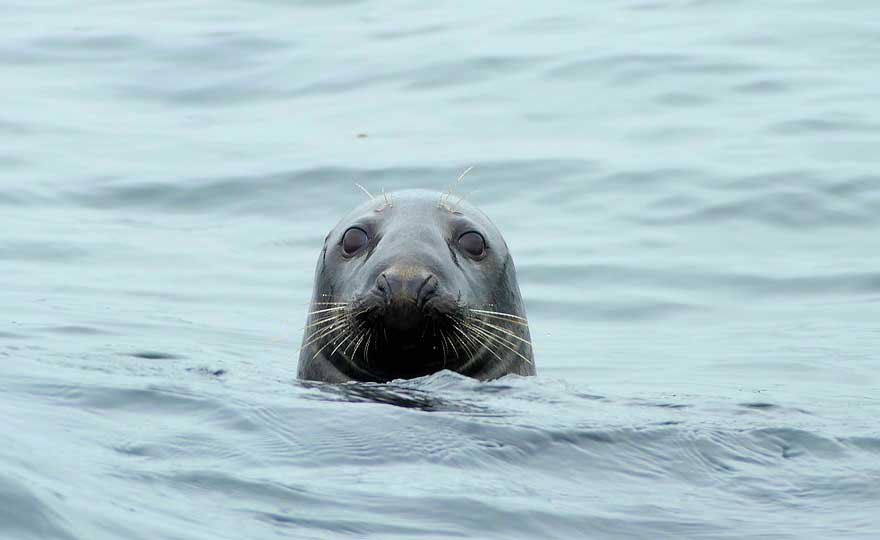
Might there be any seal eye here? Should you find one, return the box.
[342,227,369,256]
[458,231,486,258]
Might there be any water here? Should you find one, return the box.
[2,1,880,538]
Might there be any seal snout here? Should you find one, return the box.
[375,266,438,332]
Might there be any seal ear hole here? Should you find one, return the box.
[342,227,370,256]
[457,231,486,258]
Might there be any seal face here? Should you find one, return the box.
[297,189,535,383]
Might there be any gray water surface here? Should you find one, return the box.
[2,1,880,539]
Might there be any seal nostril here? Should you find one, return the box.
[377,273,390,297]
[417,274,438,307]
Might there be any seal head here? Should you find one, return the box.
[297,189,534,383]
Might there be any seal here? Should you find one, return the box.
[297,189,535,383]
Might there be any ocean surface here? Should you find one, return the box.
[2,1,880,538]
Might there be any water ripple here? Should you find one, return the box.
[3,1,880,538]
[0,476,75,540]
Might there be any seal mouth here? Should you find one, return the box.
[302,294,534,382]
[349,293,467,380]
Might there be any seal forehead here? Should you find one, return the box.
[341,190,496,232]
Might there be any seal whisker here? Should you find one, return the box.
[342,322,369,358]
[464,325,531,366]
[468,318,533,348]
[451,323,477,361]
[469,309,529,323]
[438,329,449,368]
[300,321,347,349]
[464,320,524,351]
[303,306,367,331]
[355,183,375,200]
[350,328,369,360]
[443,329,460,362]
[301,327,346,355]
[306,306,348,316]
[470,313,530,327]
[363,329,373,366]
[300,320,350,351]
[452,322,504,367]
[341,332,359,357]
[463,322,533,365]
[438,165,474,212]
[380,188,393,210]
[311,324,351,359]
[448,323,477,365]
[304,314,346,330]
[329,321,364,358]
[312,333,343,360]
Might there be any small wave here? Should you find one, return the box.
[127,351,183,360]
[40,325,111,336]
[0,242,89,261]
[0,476,75,540]
[733,78,791,94]
[638,173,880,228]
[547,53,757,85]
[769,117,880,135]
[521,263,880,302]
